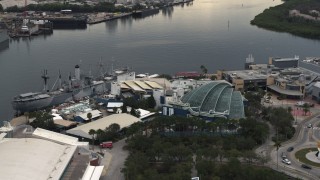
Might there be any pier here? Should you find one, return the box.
[87,13,132,25]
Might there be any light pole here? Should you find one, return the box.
[295,107,298,125]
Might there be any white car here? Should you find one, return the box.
[296,101,306,107]
[282,158,291,165]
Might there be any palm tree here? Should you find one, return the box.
[24,112,30,124]
[87,112,93,121]
[96,129,104,152]
[88,129,96,150]
[274,140,281,169]
[302,103,310,116]
[274,127,281,170]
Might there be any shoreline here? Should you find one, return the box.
[251,0,320,40]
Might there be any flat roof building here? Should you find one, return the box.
[66,113,141,139]
[0,137,77,180]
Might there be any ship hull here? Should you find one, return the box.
[12,96,53,112]
[12,82,107,112]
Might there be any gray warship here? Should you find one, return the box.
[0,22,9,45]
[12,65,109,113]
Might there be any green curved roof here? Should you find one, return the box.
[181,81,245,119]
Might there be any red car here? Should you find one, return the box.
[100,141,113,149]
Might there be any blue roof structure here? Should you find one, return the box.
[180,81,245,119]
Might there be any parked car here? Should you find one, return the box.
[307,124,313,128]
[277,96,284,100]
[100,141,113,149]
[301,164,312,169]
[287,147,294,152]
[281,152,287,159]
[296,101,314,107]
[282,158,291,165]
[296,101,306,107]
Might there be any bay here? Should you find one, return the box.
[1,0,320,122]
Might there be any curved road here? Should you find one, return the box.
[268,114,320,180]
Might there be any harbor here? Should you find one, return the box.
[87,12,132,25]
[0,0,194,38]
[1,0,320,122]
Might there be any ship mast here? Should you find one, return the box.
[99,57,104,78]
[68,72,72,90]
[41,69,49,92]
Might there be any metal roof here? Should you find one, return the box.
[82,165,104,180]
[0,138,76,180]
[268,85,303,96]
[144,81,163,89]
[66,114,141,139]
[181,81,245,119]
[134,81,153,90]
[123,81,145,92]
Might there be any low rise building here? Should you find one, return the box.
[0,130,87,180]
[218,55,320,99]
[312,82,320,103]
[163,81,245,120]
[66,113,141,139]
[268,56,299,69]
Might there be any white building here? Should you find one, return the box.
[0,135,77,180]
[66,113,141,139]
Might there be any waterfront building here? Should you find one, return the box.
[268,56,299,69]
[0,129,93,180]
[218,56,320,99]
[111,79,163,103]
[162,80,245,120]
[217,69,268,91]
[312,82,320,103]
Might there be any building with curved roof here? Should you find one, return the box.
[163,81,245,119]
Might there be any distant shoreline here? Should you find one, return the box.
[251,0,320,40]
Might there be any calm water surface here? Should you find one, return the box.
[1,0,320,121]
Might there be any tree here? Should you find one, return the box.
[130,108,140,118]
[0,4,3,12]
[147,95,156,109]
[96,129,104,144]
[274,140,281,169]
[108,123,120,133]
[302,103,310,116]
[121,104,128,113]
[88,129,96,150]
[200,65,208,74]
[30,111,56,131]
[87,112,92,121]
[112,107,118,113]
[210,75,217,80]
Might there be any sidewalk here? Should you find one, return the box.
[91,146,113,176]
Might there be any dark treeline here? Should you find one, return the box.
[5,2,131,13]
[121,116,291,180]
[251,0,320,39]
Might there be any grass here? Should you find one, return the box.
[295,148,320,167]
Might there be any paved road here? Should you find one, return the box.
[102,139,128,180]
[268,114,320,180]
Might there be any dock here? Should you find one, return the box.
[87,12,132,25]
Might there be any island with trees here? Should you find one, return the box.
[251,0,320,39]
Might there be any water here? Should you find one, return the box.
[1,0,320,122]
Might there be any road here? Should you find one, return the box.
[268,114,320,180]
[101,139,128,180]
